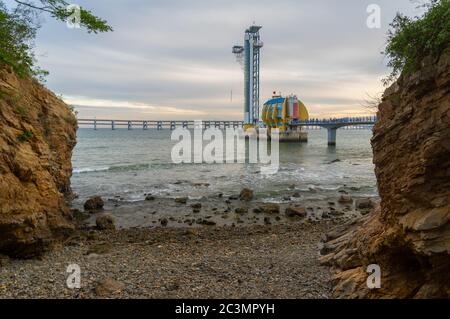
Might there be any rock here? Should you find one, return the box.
[84,196,104,212]
[96,214,116,230]
[283,196,291,201]
[190,203,202,210]
[239,188,254,201]
[0,65,77,257]
[87,242,112,255]
[264,217,271,225]
[338,195,353,204]
[235,207,248,214]
[145,195,155,201]
[174,197,188,204]
[253,207,262,214]
[94,278,125,297]
[355,198,375,210]
[292,192,301,198]
[198,219,216,226]
[229,195,239,200]
[330,159,341,164]
[71,209,90,222]
[0,254,10,267]
[285,207,307,218]
[160,218,168,227]
[259,204,280,214]
[323,53,450,299]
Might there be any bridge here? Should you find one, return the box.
[77,119,244,130]
[77,116,377,146]
[291,116,377,145]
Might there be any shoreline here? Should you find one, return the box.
[0,191,376,299]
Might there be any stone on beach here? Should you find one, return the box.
[355,198,375,209]
[259,204,280,214]
[94,278,125,297]
[175,197,188,204]
[84,196,104,212]
[239,188,254,201]
[338,195,353,204]
[145,195,155,201]
[96,214,116,230]
[285,207,307,218]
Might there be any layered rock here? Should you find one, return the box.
[321,53,450,298]
[0,65,77,257]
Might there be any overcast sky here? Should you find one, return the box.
[20,0,424,119]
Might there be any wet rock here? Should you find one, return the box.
[329,159,341,164]
[229,195,239,200]
[175,197,188,204]
[96,214,116,230]
[355,198,375,210]
[71,209,90,222]
[239,188,254,201]
[292,192,301,198]
[94,278,125,297]
[198,219,216,226]
[285,207,307,218]
[338,195,353,204]
[235,207,248,215]
[253,207,262,214]
[190,203,202,210]
[288,184,296,189]
[84,196,104,212]
[145,195,155,201]
[283,196,291,201]
[217,193,223,198]
[259,204,280,214]
[160,218,168,227]
[264,217,271,225]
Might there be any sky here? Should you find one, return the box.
[10,0,425,120]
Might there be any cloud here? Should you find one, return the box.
[32,0,423,119]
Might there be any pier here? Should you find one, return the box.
[77,116,377,146]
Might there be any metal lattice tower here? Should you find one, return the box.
[232,25,263,125]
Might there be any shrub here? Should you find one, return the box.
[384,0,450,84]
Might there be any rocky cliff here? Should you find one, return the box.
[0,65,77,257]
[321,53,450,298]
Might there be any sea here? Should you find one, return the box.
[71,128,378,209]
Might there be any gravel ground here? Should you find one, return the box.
[0,220,342,299]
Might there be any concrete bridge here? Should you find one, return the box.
[291,116,377,145]
[77,116,377,146]
[77,119,244,130]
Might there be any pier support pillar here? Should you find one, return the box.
[128,121,132,130]
[111,120,115,130]
[94,120,97,130]
[327,127,337,146]
[157,121,162,130]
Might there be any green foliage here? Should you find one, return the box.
[0,0,112,78]
[384,0,450,85]
[17,129,34,142]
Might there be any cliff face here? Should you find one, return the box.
[0,65,77,257]
[321,53,450,298]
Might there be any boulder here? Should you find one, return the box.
[355,198,375,210]
[84,196,104,212]
[285,207,307,218]
[95,214,116,230]
[235,207,248,214]
[239,188,254,201]
[160,218,168,227]
[174,197,188,204]
[94,278,125,297]
[338,195,353,204]
[145,195,155,201]
[259,204,280,214]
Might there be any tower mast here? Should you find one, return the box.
[232,25,263,127]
